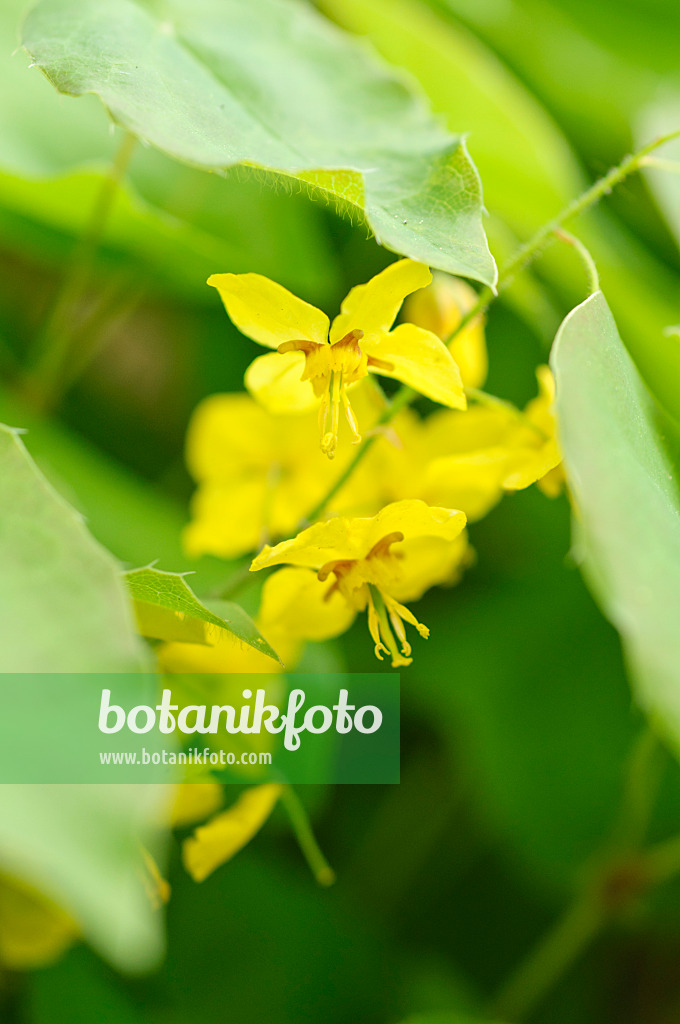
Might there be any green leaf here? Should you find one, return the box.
[0,386,230,589]
[0,423,145,672]
[320,0,680,424]
[0,0,338,304]
[124,565,281,663]
[21,0,495,286]
[552,292,680,757]
[0,423,164,971]
[321,0,581,242]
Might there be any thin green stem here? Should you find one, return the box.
[279,785,336,887]
[639,155,680,174]
[488,727,663,1021]
[449,130,680,342]
[554,229,600,294]
[611,727,664,851]
[303,385,415,523]
[490,896,604,1022]
[303,131,680,523]
[644,833,680,884]
[27,130,137,408]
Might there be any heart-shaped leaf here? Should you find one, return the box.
[21,0,496,285]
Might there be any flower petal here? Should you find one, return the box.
[403,273,487,389]
[158,627,292,674]
[503,438,562,491]
[209,272,330,350]
[260,567,356,641]
[186,393,273,482]
[184,478,267,559]
[0,878,76,970]
[182,784,282,883]
[421,451,510,521]
[245,350,319,414]
[365,499,466,549]
[170,783,224,829]
[329,259,431,344]
[389,532,474,603]
[365,323,466,409]
[251,499,466,571]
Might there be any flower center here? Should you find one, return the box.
[316,531,429,666]
[278,330,392,459]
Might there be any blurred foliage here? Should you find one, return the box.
[0,0,680,1022]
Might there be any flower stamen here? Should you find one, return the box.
[367,590,391,661]
[368,585,413,667]
[278,330,368,458]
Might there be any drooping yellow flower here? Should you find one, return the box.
[502,366,564,497]
[250,500,468,667]
[403,271,488,388]
[183,387,385,559]
[208,260,466,459]
[183,784,283,883]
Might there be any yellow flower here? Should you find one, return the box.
[502,366,564,497]
[250,500,468,667]
[403,271,488,388]
[208,260,466,459]
[183,387,385,559]
[169,781,224,829]
[0,876,76,969]
[377,368,563,516]
[183,784,282,883]
[374,404,515,522]
[159,626,298,675]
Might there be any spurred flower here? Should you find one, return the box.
[208,260,466,459]
[250,500,468,667]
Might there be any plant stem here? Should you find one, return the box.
[27,130,137,409]
[304,131,680,522]
[490,896,604,1022]
[644,832,680,884]
[279,785,336,886]
[303,384,415,523]
[488,727,662,1021]
[554,229,600,294]
[639,156,680,174]
[451,128,680,339]
[612,727,664,851]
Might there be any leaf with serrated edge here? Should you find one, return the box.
[0,423,163,972]
[124,566,281,664]
[21,0,495,285]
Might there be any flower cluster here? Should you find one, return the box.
[149,273,566,887]
[183,260,563,669]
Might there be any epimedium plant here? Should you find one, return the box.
[1,0,680,1018]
